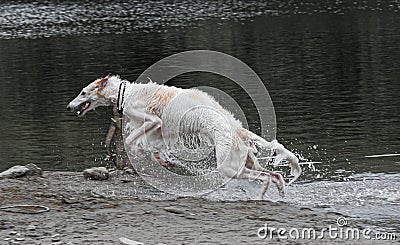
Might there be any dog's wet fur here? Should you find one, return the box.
[67,75,301,198]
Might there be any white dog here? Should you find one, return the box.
[67,75,301,197]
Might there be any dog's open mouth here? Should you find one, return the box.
[77,102,91,116]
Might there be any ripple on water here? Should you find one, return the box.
[1,0,400,39]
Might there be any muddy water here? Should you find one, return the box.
[0,0,399,238]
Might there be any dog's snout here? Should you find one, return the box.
[67,105,72,111]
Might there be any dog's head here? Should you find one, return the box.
[67,76,112,117]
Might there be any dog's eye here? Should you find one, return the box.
[81,91,86,95]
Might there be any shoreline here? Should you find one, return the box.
[0,171,391,244]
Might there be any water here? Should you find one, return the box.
[0,0,399,234]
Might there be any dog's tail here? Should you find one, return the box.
[239,128,302,186]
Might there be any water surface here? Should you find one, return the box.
[0,0,399,234]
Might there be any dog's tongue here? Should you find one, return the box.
[82,102,90,111]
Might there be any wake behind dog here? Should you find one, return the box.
[67,75,301,198]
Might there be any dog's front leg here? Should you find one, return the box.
[125,120,161,147]
[124,107,162,146]
[151,152,175,170]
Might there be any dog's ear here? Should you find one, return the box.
[97,76,109,89]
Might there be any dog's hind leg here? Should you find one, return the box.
[213,136,246,184]
[239,128,301,186]
[237,168,276,199]
[214,134,283,198]
[245,151,285,196]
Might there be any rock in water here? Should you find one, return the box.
[164,207,185,214]
[0,163,42,179]
[119,237,144,245]
[25,163,43,176]
[0,165,29,178]
[83,167,109,180]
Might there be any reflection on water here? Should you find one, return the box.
[0,0,399,232]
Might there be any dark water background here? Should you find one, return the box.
[0,0,399,233]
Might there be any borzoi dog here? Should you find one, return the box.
[67,75,301,197]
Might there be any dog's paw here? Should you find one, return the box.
[272,173,285,197]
